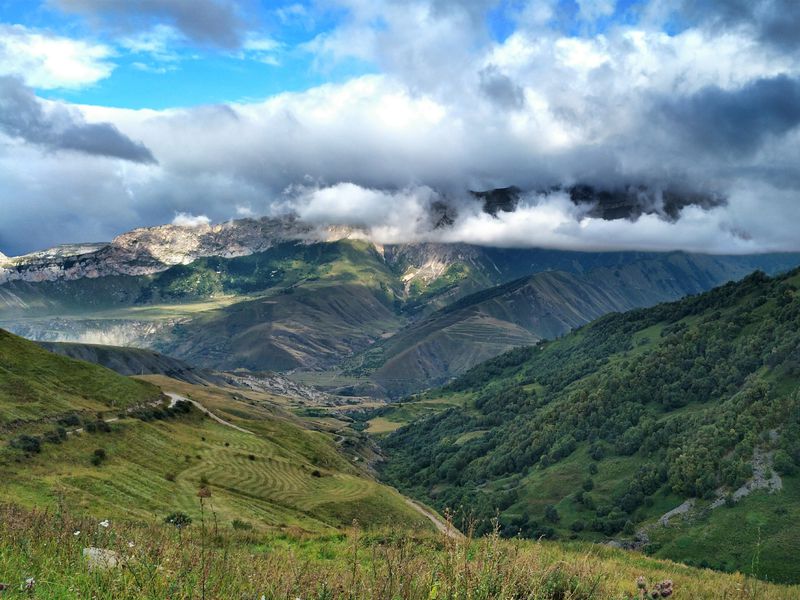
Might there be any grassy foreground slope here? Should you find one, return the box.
[2,504,798,599]
[0,330,427,532]
[381,269,800,582]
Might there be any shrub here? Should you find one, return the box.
[165,472,176,482]
[43,428,67,444]
[10,435,41,454]
[773,449,796,475]
[91,448,107,466]
[623,520,635,535]
[589,443,605,461]
[57,414,81,427]
[164,512,192,528]
[85,420,110,433]
[570,520,585,532]
[311,469,322,478]
[544,505,560,523]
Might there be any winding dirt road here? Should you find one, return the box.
[404,498,463,539]
[165,392,253,434]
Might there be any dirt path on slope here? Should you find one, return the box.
[165,392,254,434]
[404,498,463,539]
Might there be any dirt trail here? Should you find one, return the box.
[404,498,463,539]
[165,392,254,434]
[66,393,254,436]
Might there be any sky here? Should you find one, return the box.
[1,0,799,256]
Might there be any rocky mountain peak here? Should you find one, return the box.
[0,216,338,285]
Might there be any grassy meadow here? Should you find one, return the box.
[1,503,798,599]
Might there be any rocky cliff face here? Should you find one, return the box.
[383,243,485,291]
[0,217,359,285]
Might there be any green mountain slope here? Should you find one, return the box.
[3,236,800,386]
[0,329,430,532]
[349,253,800,396]
[36,340,221,385]
[380,269,800,582]
[0,328,162,427]
[156,281,402,371]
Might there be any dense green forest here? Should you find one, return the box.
[380,268,800,582]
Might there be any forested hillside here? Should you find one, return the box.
[380,268,800,582]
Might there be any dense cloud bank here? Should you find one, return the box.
[1,0,800,255]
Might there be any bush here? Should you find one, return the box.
[773,449,796,475]
[165,512,192,528]
[544,505,560,523]
[10,435,41,454]
[43,428,67,444]
[589,443,605,461]
[165,472,176,482]
[91,448,107,466]
[58,414,81,427]
[85,420,110,433]
[570,520,585,532]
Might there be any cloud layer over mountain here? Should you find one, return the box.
[1,0,799,255]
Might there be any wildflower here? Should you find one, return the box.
[99,519,110,528]
[73,530,80,536]
[128,541,135,548]
[23,577,35,591]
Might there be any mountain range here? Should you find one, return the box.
[2,215,799,397]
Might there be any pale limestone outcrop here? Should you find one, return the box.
[0,217,362,285]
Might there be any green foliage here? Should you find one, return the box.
[381,269,800,580]
[165,511,193,528]
[90,448,107,466]
[9,434,41,454]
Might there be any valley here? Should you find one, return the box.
[379,269,800,583]
[4,3,800,596]
[3,218,800,595]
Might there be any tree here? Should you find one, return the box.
[544,504,560,523]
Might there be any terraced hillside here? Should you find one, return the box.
[0,330,431,532]
[380,269,800,582]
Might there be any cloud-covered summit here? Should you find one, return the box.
[0,0,799,255]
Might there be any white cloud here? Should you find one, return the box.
[0,24,114,89]
[172,212,211,227]
[2,1,800,255]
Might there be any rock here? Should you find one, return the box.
[0,216,362,285]
[83,547,121,571]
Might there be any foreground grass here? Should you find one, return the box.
[0,505,798,599]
